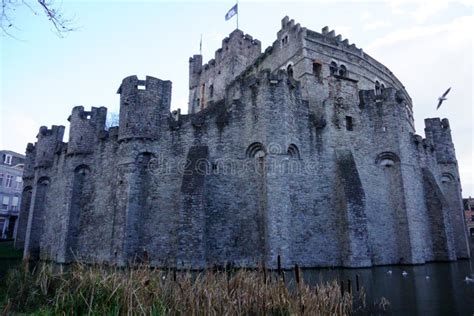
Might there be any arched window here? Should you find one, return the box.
[209,84,214,98]
[330,62,338,76]
[375,152,400,168]
[246,142,266,158]
[339,65,347,77]
[441,173,455,183]
[375,81,381,95]
[287,64,294,78]
[287,144,300,159]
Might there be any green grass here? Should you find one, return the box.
[0,241,22,259]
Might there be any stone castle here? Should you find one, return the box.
[15,17,471,268]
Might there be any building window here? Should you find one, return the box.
[2,196,9,209]
[339,65,347,77]
[5,175,13,188]
[313,62,322,80]
[345,116,353,131]
[329,62,338,76]
[287,64,294,78]
[209,84,214,98]
[375,81,381,95]
[15,176,22,189]
[376,152,400,168]
[0,173,3,186]
[3,154,12,165]
[12,196,19,211]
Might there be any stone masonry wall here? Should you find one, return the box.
[19,17,470,269]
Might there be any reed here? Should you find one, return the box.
[1,262,364,315]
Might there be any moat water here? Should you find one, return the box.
[1,245,473,315]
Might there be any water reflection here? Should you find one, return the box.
[1,247,473,314]
[301,258,474,315]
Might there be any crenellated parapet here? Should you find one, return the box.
[34,125,65,168]
[117,75,172,141]
[424,118,457,164]
[188,29,261,113]
[23,143,36,180]
[67,106,107,155]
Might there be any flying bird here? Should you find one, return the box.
[436,87,451,110]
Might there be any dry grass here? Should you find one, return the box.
[0,262,366,315]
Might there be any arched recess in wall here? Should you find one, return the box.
[421,168,453,261]
[287,144,300,159]
[339,65,347,77]
[287,64,294,78]
[124,152,154,262]
[246,142,266,158]
[65,165,92,262]
[15,186,33,248]
[374,151,412,263]
[329,61,338,76]
[28,177,50,260]
[375,80,381,95]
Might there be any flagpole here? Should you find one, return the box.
[200,34,202,55]
[236,0,239,29]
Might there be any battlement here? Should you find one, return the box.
[358,87,404,108]
[23,143,36,179]
[67,106,107,155]
[118,75,172,141]
[424,118,456,164]
[192,30,261,79]
[278,16,306,38]
[117,75,172,96]
[34,125,65,168]
[188,30,262,113]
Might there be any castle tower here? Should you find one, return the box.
[188,29,261,113]
[189,54,202,92]
[424,118,470,259]
[24,125,64,260]
[117,75,172,141]
[67,106,107,155]
[34,125,65,168]
[14,143,36,250]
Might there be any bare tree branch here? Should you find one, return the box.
[1,0,76,38]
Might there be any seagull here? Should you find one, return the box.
[387,270,393,275]
[425,276,430,280]
[402,271,408,277]
[436,87,451,110]
[465,276,474,283]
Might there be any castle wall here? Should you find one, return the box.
[17,17,470,269]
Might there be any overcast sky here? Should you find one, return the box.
[0,0,472,195]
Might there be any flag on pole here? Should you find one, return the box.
[225,4,238,21]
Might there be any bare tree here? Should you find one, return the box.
[1,0,75,37]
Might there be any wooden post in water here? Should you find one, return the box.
[340,280,344,296]
[263,261,267,284]
[277,255,282,278]
[347,279,352,294]
[356,274,360,292]
[294,264,300,284]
